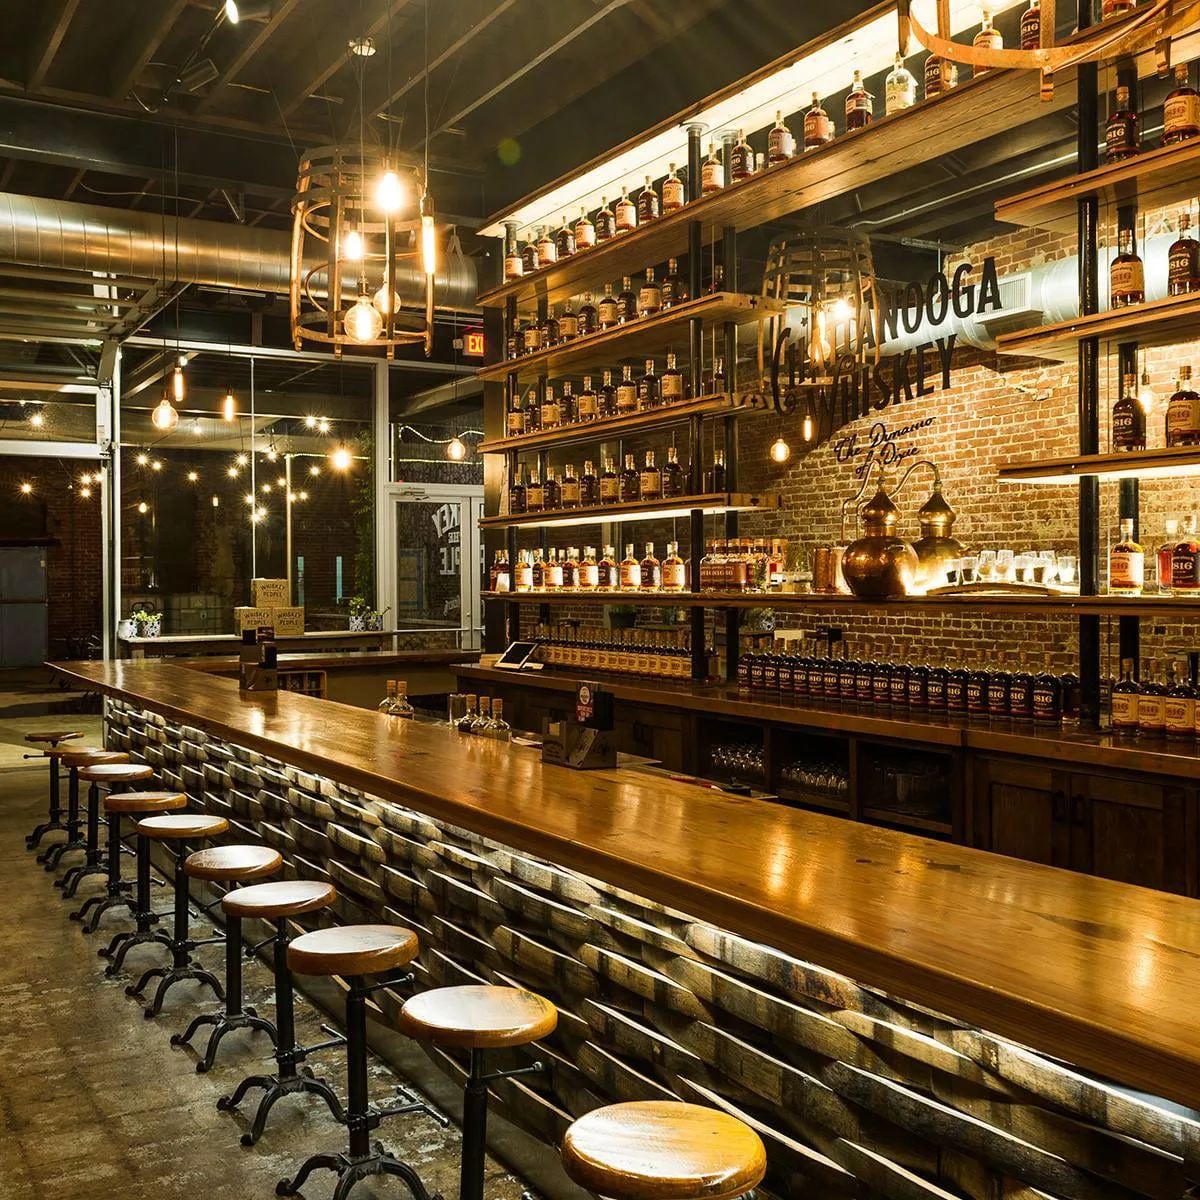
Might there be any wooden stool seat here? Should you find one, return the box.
[186,845,282,881]
[398,985,557,1049]
[221,879,336,919]
[136,813,230,840]
[25,730,83,744]
[79,762,153,784]
[56,747,127,767]
[561,1102,767,1200]
[104,791,187,814]
[288,924,418,977]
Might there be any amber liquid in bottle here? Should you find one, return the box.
[730,129,753,181]
[661,352,684,405]
[1166,365,1200,447]
[1020,0,1041,50]
[619,544,640,590]
[1163,62,1200,145]
[616,365,638,415]
[639,451,662,501]
[560,464,581,509]
[638,359,660,409]
[1110,227,1145,308]
[845,70,873,131]
[767,110,795,164]
[578,292,598,335]
[615,187,637,232]
[637,175,660,223]
[554,215,575,259]
[599,458,620,505]
[1105,85,1141,162]
[598,283,618,329]
[662,163,686,212]
[639,543,661,591]
[701,142,724,193]
[620,454,640,503]
[1168,210,1200,295]
[662,445,684,498]
[595,198,616,241]
[803,92,834,150]
[617,275,638,323]
[580,461,599,507]
[638,268,661,318]
[663,258,688,308]
[1111,372,1147,451]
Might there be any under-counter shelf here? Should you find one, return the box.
[999,445,1200,483]
[477,293,783,382]
[478,492,780,530]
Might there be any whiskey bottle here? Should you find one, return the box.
[1010,651,1035,721]
[615,186,637,232]
[707,262,725,294]
[986,659,1011,719]
[640,450,662,500]
[536,225,557,267]
[890,646,911,706]
[490,550,511,593]
[1168,211,1200,294]
[617,275,638,323]
[561,463,581,508]
[1163,62,1200,145]
[1137,661,1166,738]
[508,464,527,514]
[1105,86,1141,162]
[1166,365,1200,446]
[907,654,930,708]
[731,129,754,181]
[619,544,640,590]
[560,380,576,424]
[823,641,842,698]
[662,163,686,212]
[620,453,640,502]
[578,292,598,336]
[1020,0,1041,49]
[768,110,795,165]
[845,70,873,131]
[1158,518,1180,593]
[540,306,559,347]
[598,282,619,329]
[488,698,511,742]
[595,197,616,242]
[1032,653,1063,725]
[661,541,687,591]
[469,696,491,735]
[924,54,958,98]
[575,377,597,423]
[555,214,575,259]
[701,142,724,194]
[663,258,688,307]
[530,548,546,590]
[1109,517,1144,595]
[560,547,579,590]
[513,550,533,592]
[558,299,579,343]
[872,651,892,705]
[711,355,726,395]
[972,8,1002,73]
[523,388,540,431]
[545,549,564,589]
[839,641,860,700]
[580,460,599,507]
[520,237,538,275]
[662,445,685,498]
[639,268,662,317]
[1111,658,1139,735]
[639,543,661,591]
[1165,660,1196,739]
[598,369,617,417]
[543,468,561,511]
[885,53,917,113]
[947,658,969,712]
[927,657,949,710]
[580,546,600,590]
[599,544,619,589]
[661,352,685,405]
[504,236,523,280]
[966,656,989,716]
[599,457,620,504]
[575,206,596,250]
[506,396,525,437]
[521,320,543,356]
[1110,227,1145,308]
[638,358,660,409]
[803,92,834,151]
[525,468,544,513]
[616,365,638,415]
[540,384,561,429]
[857,642,878,702]
[1112,372,1147,451]
[708,448,728,492]
[1172,514,1200,592]
[637,175,660,223]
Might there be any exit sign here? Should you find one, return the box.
[463,329,485,356]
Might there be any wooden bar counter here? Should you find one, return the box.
[50,659,1200,1198]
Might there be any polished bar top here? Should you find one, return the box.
[177,649,480,674]
[52,658,1200,1109]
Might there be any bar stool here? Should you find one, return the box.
[72,782,175,934]
[561,1102,767,1200]
[22,730,82,850]
[276,925,444,1200]
[58,754,140,899]
[217,880,345,1146]
[172,844,284,1073]
[101,811,227,979]
[46,747,127,880]
[397,985,557,1200]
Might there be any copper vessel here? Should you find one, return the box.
[912,482,963,590]
[841,484,919,597]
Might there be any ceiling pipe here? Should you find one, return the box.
[0,191,479,312]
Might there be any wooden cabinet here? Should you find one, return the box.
[973,757,1196,895]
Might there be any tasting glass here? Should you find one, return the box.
[1037,549,1058,584]
[959,555,979,583]
[448,693,468,726]
[945,558,961,585]
[996,548,1015,582]
[1014,553,1035,583]
[1057,554,1078,585]
[977,550,997,581]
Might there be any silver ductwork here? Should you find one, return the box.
[0,191,479,312]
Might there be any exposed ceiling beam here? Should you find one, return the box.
[275,0,416,119]
[28,0,81,92]
[398,376,482,416]
[109,0,192,99]
[196,0,304,114]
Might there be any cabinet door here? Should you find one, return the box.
[973,758,1070,869]
[1069,773,1194,895]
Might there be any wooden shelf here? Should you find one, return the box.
[477,293,783,382]
[479,492,780,530]
[996,137,1200,233]
[480,392,751,455]
[996,291,1200,362]
[477,69,1071,311]
[999,445,1200,483]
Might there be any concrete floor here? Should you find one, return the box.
[0,669,537,1200]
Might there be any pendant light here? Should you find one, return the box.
[152,391,180,431]
[420,192,437,277]
[345,291,384,342]
[222,388,237,421]
[769,433,791,464]
[446,435,467,462]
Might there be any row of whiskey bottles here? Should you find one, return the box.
[531,624,704,681]
[505,358,720,438]
[1109,214,1200,315]
[1112,367,1200,450]
[507,450,727,513]
[1105,62,1200,162]
[491,544,689,592]
[739,639,1082,726]
[1112,658,1200,739]
[1109,516,1200,594]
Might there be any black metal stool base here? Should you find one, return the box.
[101,927,171,975]
[25,820,68,851]
[172,1007,278,1073]
[58,860,106,896]
[219,1068,347,1146]
[127,962,224,1017]
[71,887,136,933]
[277,1140,438,1200]
[41,837,86,871]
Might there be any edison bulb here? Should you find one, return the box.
[222,390,236,422]
[770,435,791,464]
[446,436,467,461]
[331,446,353,471]
[191,419,203,435]
[830,297,853,322]
[80,486,92,498]
[802,413,815,442]
[343,228,365,262]
[317,418,330,434]
[136,452,149,466]
[420,212,437,276]
[187,470,199,483]
[152,396,179,431]
[19,482,32,495]
[344,294,383,342]
[172,365,185,402]
[137,501,149,515]
[373,284,401,316]
[29,410,45,429]
[309,464,320,477]
[236,453,248,467]
[376,169,405,213]
[1138,370,1156,412]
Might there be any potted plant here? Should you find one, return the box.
[131,606,162,639]
[348,596,389,631]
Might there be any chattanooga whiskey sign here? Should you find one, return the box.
[749,256,1002,444]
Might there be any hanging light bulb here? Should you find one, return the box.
[373,283,401,316]
[235,453,248,467]
[309,464,321,477]
[80,486,92,499]
[420,205,437,277]
[172,365,185,403]
[830,296,853,322]
[187,471,199,483]
[446,436,467,462]
[331,446,353,471]
[152,392,179,432]
[19,482,33,495]
[29,410,45,429]
[344,292,384,342]
[227,465,240,478]
[191,418,203,435]
[1138,369,1156,412]
[222,389,236,422]
[136,452,149,466]
[317,418,331,434]
[770,434,791,464]
[802,412,815,442]
[212,495,220,508]
[265,447,277,462]
[137,501,149,515]
[304,415,317,428]
[376,169,405,213]
[343,228,365,262]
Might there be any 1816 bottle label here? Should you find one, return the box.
[1109,258,1144,302]
[1168,240,1200,294]
[1164,92,1200,141]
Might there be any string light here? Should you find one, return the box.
[305,415,317,428]
[261,482,272,493]
[331,446,353,471]
[276,475,286,487]
[309,464,321,477]
[235,453,248,467]
[29,410,45,429]
[265,448,278,462]
[80,486,92,499]
[19,482,33,495]
[227,465,240,478]
[150,460,163,472]
[136,452,149,466]
[244,494,255,506]
[212,495,219,508]
[317,418,330,434]
[186,471,199,483]
[299,490,309,500]
[191,419,203,435]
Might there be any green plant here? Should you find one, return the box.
[131,610,156,629]
[348,595,372,618]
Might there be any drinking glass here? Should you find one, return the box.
[996,549,1014,582]
[945,558,961,585]
[959,555,979,583]
[977,550,997,582]
[1038,549,1058,584]
[1014,553,1035,583]
[1057,554,1078,585]
[448,693,468,726]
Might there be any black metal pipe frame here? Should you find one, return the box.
[688,210,705,681]
[1117,339,1141,670]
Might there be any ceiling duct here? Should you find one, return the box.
[0,192,478,313]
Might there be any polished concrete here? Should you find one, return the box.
[0,671,537,1200]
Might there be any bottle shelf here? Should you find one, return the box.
[477,292,784,383]
[476,69,1066,312]
[479,491,780,530]
[996,291,1200,362]
[998,446,1200,483]
[480,392,750,455]
[996,137,1200,234]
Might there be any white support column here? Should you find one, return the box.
[374,361,391,645]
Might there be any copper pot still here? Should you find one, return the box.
[842,485,919,598]
[812,545,850,594]
[912,482,963,591]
